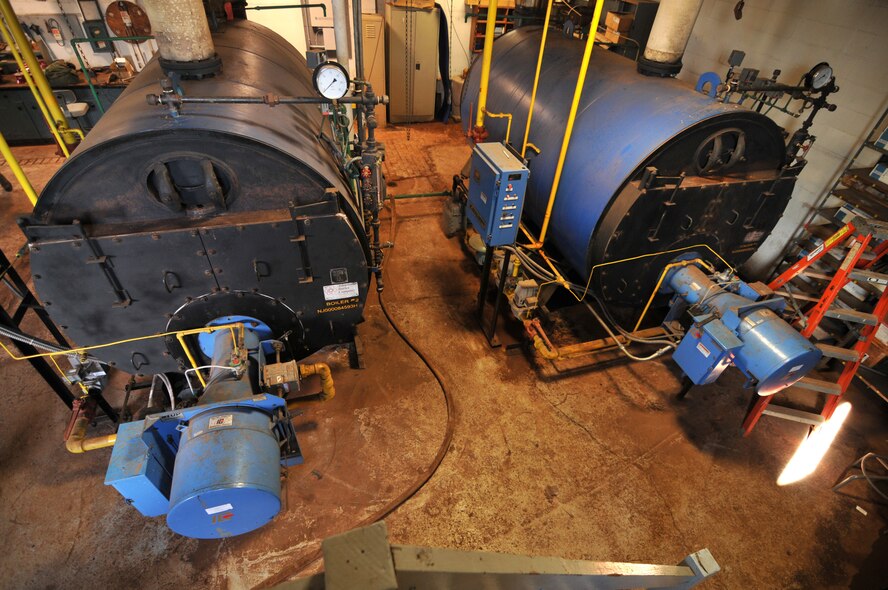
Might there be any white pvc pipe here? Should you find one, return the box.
[141,0,215,62]
[643,0,704,65]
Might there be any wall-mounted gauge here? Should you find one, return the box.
[312,61,350,100]
[804,62,833,90]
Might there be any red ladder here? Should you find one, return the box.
[741,218,888,435]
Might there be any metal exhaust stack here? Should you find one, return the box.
[637,0,703,77]
[141,0,221,78]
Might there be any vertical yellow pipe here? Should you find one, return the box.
[520,0,554,159]
[535,0,606,247]
[0,0,75,145]
[0,18,70,157]
[0,131,39,205]
[474,0,499,131]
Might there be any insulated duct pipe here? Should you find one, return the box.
[332,0,351,71]
[141,0,218,74]
[332,0,353,127]
[638,0,704,77]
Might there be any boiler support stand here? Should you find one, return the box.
[478,248,512,348]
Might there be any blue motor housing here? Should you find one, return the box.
[166,406,283,539]
[105,392,301,538]
[666,264,821,395]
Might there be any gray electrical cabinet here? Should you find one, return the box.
[385,4,439,123]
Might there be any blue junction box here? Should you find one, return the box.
[104,420,172,517]
[466,142,529,247]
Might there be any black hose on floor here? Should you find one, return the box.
[258,251,455,589]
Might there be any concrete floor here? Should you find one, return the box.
[1,123,887,589]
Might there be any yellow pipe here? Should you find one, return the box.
[65,400,117,453]
[0,0,75,145]
[0,18,71,157]
[484,110,513,144]
[0,131,38,205]
[474,0,499,130]
[534,0,606,248]
[520,0,555,158]
[174,323,245,388]
[298,363,336,401]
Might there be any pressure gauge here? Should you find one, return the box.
[312,61,350,100]
[805,62,833,90]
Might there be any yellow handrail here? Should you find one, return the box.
[0,0,76,145]
[0,17,74,157]
[0,131,38,205]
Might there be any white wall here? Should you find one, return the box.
[679,0,888,276]
[10,0,158,69]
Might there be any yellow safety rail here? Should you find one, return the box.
[0,0,77,146]
[0,15,83,158]
[0,131,38,205]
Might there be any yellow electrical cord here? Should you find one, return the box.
[512,226,734,307]
[0,323,245,389]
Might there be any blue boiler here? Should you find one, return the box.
[461,28,801,304]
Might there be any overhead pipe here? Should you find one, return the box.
[471,0,499,140]
[0,0,76,145]
[530,0,606,249]
[638,0,704,77]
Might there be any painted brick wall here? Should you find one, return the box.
[679,0,888,276]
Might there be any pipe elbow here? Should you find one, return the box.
[533,335,560,360]
[299,363,336,401]
[65,418,89,454]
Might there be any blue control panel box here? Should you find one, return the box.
[466,142,529,247]
[104,420,172,517]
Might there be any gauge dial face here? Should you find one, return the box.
[807,62,833,90]
[313,62,350,100]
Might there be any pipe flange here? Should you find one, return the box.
[160,53,223,79]
[637,57,683,78]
